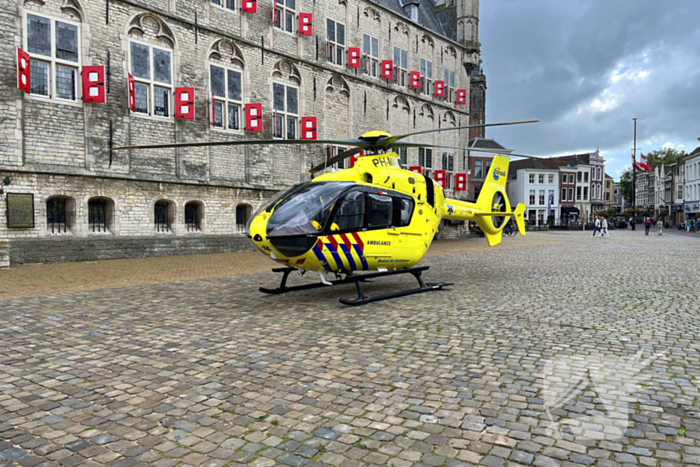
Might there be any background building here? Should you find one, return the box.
[683,140,700,220]
[0,0,483,264]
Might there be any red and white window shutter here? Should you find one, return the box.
[434,170,447,189]
[301,117,317,140]
[245,103,263,132]
[241,0,257,13]
[82,66,106,103]
[174,87,195,119]
[348,48,361,68]
[410,71,421,89]
[17,48,30,94]
[435,80,445,97]
[127,73,136,111]
[409,166,423,175]
[455,173,467,191]
[299,13,313,35]
[381,60,394,79]
[456,89,467,105]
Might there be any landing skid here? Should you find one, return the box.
[259,266,452,306]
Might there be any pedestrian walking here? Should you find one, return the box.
[687,219,692,232]
[601,217,609,237]
[644,217,651,236]
[629,216,634,229]
[657,219,663,236]
[592,216,601,237]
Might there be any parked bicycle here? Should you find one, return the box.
[503,219,518,237]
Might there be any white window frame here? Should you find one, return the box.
[528,173,535,184]
[568,188,573,201]
[529,190,535,206]
[539,190,545,206]
[210,63,243,132]
[363,34,379,77]
[327,19,345,66]
[274,0,296,34]
[584,171,589,183]
[420,58,432,95]
[211,0,236,12]
[561,187,566,201]
[577,186,582,201]
[394,46,408,87]
[129,39,173,119]
[23,11,81,104]
[548,174,554,185]
[444,67,455,102]
[538,174,545,184]
[475,160,483,179]
[272,82,299,140]
[583,186,588,200]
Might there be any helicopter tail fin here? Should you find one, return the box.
[473,155,525,246]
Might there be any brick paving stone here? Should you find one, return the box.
[2,233,700,467]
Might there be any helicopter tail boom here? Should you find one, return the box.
[441,155,526,247]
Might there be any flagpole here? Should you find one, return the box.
[632,118,637,230]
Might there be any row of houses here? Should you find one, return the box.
[506,151,609,225]
[633,138,700,225]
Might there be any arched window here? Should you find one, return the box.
[88,197,115,233]
[128,14,175,117]
[154,200,175,232]
[272,60,301,140]
[209,40,245,131]
[185,202,203,232]
[23,6,82,102]
[236,204,252,233]
[46,196,75,234]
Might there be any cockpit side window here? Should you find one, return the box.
[334,190,365,231]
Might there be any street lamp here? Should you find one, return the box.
[631,118,637,230]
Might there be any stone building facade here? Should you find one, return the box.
[0,0,484,264]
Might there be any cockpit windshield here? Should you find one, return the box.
[266,182,354,237]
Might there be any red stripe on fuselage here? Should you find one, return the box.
[351,232,364,251]
[339,234,352,250]
[328,235,339,251]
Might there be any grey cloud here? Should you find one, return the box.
[480,0,700,175]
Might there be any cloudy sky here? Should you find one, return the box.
[480,0,700,178]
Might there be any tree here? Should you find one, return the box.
[620,168,634,203]
[645,148,685,167]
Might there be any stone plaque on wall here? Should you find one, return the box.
[6,193,34,229]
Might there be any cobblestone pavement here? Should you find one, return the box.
[0,234,575,300]
[1,231,699,467]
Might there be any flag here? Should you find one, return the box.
[640,153,651,171]
[548,193,553,216]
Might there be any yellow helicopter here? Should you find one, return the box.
[113,120,536,305]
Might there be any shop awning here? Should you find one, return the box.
[561,206,580,215]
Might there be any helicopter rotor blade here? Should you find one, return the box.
[387,142,541,160]
[310,145,368,174]
[112,138,369,152]
[376,120,539,149]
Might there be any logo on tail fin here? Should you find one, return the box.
[493,167,506,181]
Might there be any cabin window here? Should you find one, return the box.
[335,191,365,231]
[399,198,414,226]
[367,194,392,228]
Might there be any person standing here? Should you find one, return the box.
[657,218,663,236]
[687,219,692,232]
[592,216,601,237]
[601,217,609,237]
[644,217,651,235]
